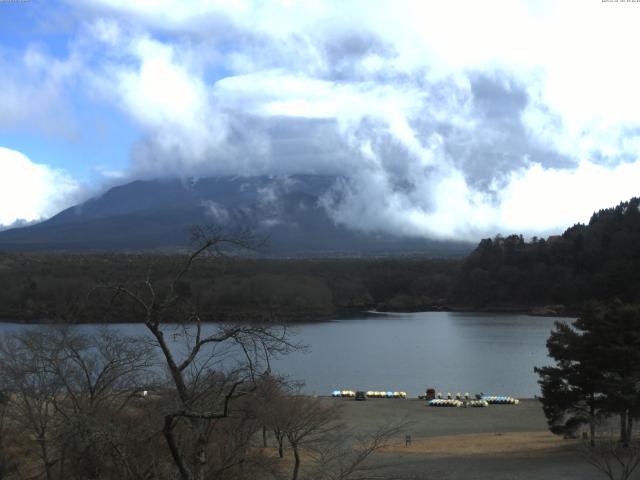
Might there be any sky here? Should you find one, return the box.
[1,0,640,240]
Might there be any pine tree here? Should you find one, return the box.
[535,317,604,445]
[581,301,640,446]
[536,301,640,445]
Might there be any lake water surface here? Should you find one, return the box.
[0,311,570,398]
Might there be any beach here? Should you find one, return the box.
[315,398,602,479]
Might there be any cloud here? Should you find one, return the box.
[322,157,640,241]
[0,147,81,228]
[0,45,80,136]
[498,160,640,233]
[86,34,231,174]
[34,0,640,239]
[75,1,638,173]
[201,200,230,223]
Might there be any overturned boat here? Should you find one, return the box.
[366,391,407,398]
[428,398,463,407]
[481,395,519,405]
[332,390,356,397]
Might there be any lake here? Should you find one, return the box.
[0,311,570,398]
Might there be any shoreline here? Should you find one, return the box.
[324,395,538,401]
[0,305,577,325]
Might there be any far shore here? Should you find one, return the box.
[0,305,578,325]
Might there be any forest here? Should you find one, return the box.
[1,197,640,323]
[455,197,640,311]
[0,253,458,323]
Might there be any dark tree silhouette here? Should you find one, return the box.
[536,301,640,446]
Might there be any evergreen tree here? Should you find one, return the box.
[536,301,640,445]
[535,318,604,445]
[581,301,640,446]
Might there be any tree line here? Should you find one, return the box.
[4,197,640,322]
[455,197,640,311]
[0,253,459,323]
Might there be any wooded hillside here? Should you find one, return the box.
[2,197,640,322]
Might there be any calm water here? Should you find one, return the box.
[0,312,570,398]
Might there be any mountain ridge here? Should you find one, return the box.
[0,175,474,256]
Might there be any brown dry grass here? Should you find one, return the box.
[380,431,575,457]
[251,445,324,479]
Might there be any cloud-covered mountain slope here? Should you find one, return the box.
[0,175,473,256]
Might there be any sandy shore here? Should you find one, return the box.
[321,398,602,479]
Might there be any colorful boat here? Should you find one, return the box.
[481,395,519,405]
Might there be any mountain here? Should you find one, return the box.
[0,175,473,256]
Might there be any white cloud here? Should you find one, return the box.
[201,200,230,223]
[0,46,80,136]
[85,32,243,176]
[49,0,640,239]
[325,157,640,241]
[498,160,640,233]
[0,147,81,227]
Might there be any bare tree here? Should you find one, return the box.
[0,390,15,480]
[581,432,640,480]
[98,226,298,480]
[279,396,341,480]
[0,327,158,480]
[263,391,407,480]
[42,328,155,415]
[308,421,406,480]
[0,330,62,480]
[45,328,157,480]
[253,374,294,458]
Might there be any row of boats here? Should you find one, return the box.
[481,395,520,405]
[429,399,489,407]
[428,396,519,407]
[331,390,519,405]
[332,390,408,398]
